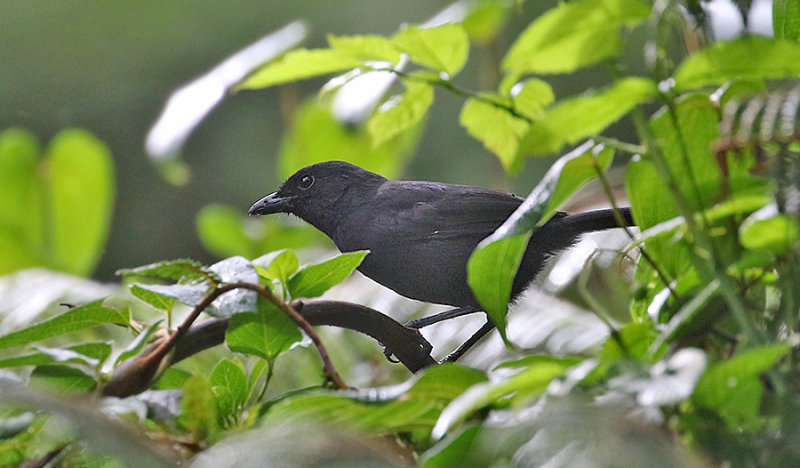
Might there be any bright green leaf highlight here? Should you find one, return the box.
[47,129,115,276]
[392,24,470,75]
[740,213,799,254]
[368,81,434,148]
[459,94,530,173]
[288,250,369,299]
[130,284,175,312]
[238,49,365,90]
[774,0,800,40]
[0,300,129,350]
[468,144,614,341]
[693,344,790,428]
[518,77,657,155]
[225,300,302,361]
[513,79,554,120]
[327,34,402,62]
[255,249,300,288]
[503,0,650,74]
[674,36,800,89]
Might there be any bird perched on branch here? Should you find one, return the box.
[249,161,633,360]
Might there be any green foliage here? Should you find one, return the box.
[6,0,800,465]
[0,128,114,276]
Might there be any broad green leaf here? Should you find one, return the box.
[774,0,800,40]
[392,24,469,75]
[210,358,248,425]
[279,101,420,180]
[512,79,554,119]
[0,413,35,441]
[503,0,650,74]
[327,34,402,62]
[432,356,579,438]
[0,300,128,350]
[118,258,210,282]
[462,0,513,45]
[179,375,218,441]
[288,250,369,299]
[0,128,44,273]
[47,129,114,276]
[238,49,365,90]
[0,342,111,369]
[674,36,800,89]
[459,94,530,173]
[468,143,614,340]
[130,284,174,312]
[518,77,657,155]
[421,425,481,468]
[225,300,302,361]
[30,365,96,395]
[263,365,485,434]
[368,81,434,148]
[693,344,790,428]
[740,210,799,254]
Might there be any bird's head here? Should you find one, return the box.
[248,161,386,229]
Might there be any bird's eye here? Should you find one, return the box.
[298,174,314,190]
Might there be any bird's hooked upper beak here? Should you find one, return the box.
[248,192,294,216]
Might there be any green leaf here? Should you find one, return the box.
[774,0,800,40]
[0,300,129,350]
[263,365,486,434]
[130,284,174,312]
[288,250,369,299]
[740,210,799,254]
[0,128,45,274]
[518,77,657,155]
[254,249,300,288]
[512,79,554,120]
[118,258,209,282]
[30,365,96,395]
[674,36,800,89]
[467,143,614,341]
[225,300,302,361]
[503,0,650,74]
[432,356,579,438]
[179,375,218,441]
[0,342,111,369]
[279,100,420,180]
[47,129,115,276]
[368,81,434,148]
[392,24,469,75]
[693,344,790,428]
[197,204,260,259]
[210,358,248,425]
[327,34,402,62]
[237,49,365,90]
[459,94,530,173]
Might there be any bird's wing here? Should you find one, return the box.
[376,182,524,242]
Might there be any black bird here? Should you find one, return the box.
[249,161,633,359]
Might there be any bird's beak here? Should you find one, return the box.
[248,192,293,215]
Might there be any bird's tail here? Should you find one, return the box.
[553,207,634,234]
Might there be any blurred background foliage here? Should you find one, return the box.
[0,0,629,280]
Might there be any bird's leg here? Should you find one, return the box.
[442,319,494,363]
[405,305,483,329]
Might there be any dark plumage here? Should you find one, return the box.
[249,161,633,309]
